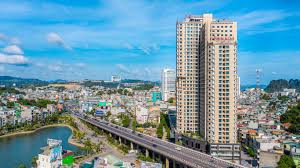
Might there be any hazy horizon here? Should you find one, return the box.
[0,0,299,85]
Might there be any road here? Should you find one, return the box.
[74,113,245,168]
[72,117,137,165]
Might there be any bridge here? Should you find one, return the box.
[74,113,245,168]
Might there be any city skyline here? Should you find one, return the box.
[0,0,299,84]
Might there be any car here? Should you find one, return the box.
[175,147,181,151]
[132,130,135,133]
[152,144,157,147]
[138,133,143,137]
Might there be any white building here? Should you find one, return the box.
[111,75,121,82]
[136,106,149,124]
[161,68,176,101]
[37,139,63,168]
[21,107,33,121]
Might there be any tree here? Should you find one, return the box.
[97,90,104,96]
[281,102,300,134]
[261,94,271,100]
[82,139,93,154]
[278,155,296,168]
[18,164,26,168]
[31,156,38,167]
[156,125,163,138]
[121,115,130,127]
[167,97,174,104]
[117,89,123,95]
[6,101,15,108]
[95,141,103,153]
[278,96,289,102]
[132,118,137,131]
[247,147,255,157]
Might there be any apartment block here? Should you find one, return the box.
[161,68,176,101]
[176,14,238,144]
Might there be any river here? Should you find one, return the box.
[0,126,79,168]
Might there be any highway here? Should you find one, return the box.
[74,113,245,168]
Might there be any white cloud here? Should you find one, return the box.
[47,32,71,50]
[124,42,134,50]
[74,63,86,67]
[0,65,5,72]
[235,10,290,30]
[9,37,21,45]
[48,64,63,72]
[3,45,24,55]
[34,63,45,67]
[152,43,160,51]
[0,53,28,65]
[138,46,150,55]
[116,64,131,74]
[0,33,7,41]
[144,67,151,76]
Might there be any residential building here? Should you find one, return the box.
[111,75,121,82]
[199,13,237,144]
[176,13,237,143]
[161,68,176,101]
[176,15,204,133]
[176,14,239,162]
[37,139,63,168]
[152,92,162,103]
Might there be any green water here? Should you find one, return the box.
[0,126,78,168]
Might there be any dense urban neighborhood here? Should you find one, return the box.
[0,76,299,167]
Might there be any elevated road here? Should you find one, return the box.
[74,113,244,168]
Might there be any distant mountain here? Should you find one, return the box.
[240,84,267,91]
[265,79,300,93]
[49,79,68,84]
[0,76,48,87]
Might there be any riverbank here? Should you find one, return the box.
[0,123,84,148]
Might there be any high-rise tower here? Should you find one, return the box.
[161,68,176,101]
[176,14,238,144]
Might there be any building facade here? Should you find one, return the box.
[176,15,204,133]
[161,68,176,101]
[176,14,238,144]
[111,75,121,82]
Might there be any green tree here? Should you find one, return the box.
[281,102,300,134]
[132,118,137,131]
[247,147,255,157]
[156,125,163,138]
[261,94,271,100]
[278,96,289,102]
[122,115,130,127]
[18,164,26,168]
[6,101,15,108]
[31,156,38,167]
[278,155,296,168]
[82,139,93,154]
[167,97,174,103]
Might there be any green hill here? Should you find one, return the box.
[265,79,300,93]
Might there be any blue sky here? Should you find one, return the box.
[0,0,299,84]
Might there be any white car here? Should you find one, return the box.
[175,147,181,151]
